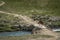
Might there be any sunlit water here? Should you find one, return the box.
[53,29,60,32]
[0,31,31,36]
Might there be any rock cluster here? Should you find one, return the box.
[31,15,60,29]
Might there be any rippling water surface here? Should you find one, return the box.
[0,31,31,36]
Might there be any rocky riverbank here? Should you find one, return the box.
[31,15,60,28]
[0,14,60,32]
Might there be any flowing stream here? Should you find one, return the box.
[0,31,31,36]
[53,29,60,32]
[0,29,59,36]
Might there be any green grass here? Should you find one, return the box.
[0,0,60,16]
[0,13,21,31]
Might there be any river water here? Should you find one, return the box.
[0,29,60,36]
[53,29,60,32]
[0,31,31,36]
